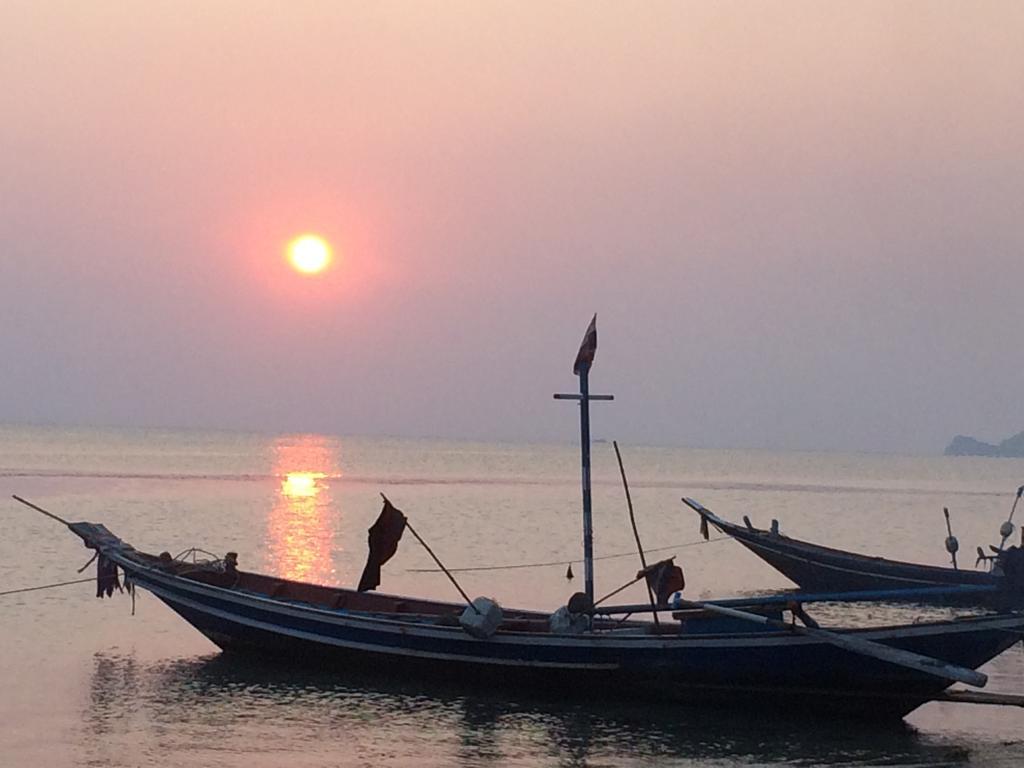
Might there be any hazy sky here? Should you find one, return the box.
[2,2,1023,454]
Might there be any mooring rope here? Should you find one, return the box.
[407,535,729,573]
[0,577,95,597]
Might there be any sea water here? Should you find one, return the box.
[1,425,1022,767]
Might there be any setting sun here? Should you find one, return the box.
[286,234,332,275]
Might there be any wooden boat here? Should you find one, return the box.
[683,497,1024,606]
[16,319,1024,720]
[43,517,1024,719]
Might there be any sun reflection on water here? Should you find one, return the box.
[282,471,326,498]
[266,435,341,585]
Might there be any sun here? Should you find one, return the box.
[286,234,332,275]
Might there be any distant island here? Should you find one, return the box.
[945,431,1024,457]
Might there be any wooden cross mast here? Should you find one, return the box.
[553,315,613,605]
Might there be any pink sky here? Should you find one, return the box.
[2,2,1023,452]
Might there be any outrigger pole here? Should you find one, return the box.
[554,315,613,606]
[12,495,71,527]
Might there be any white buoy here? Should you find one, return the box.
[459,597,503,639]
[549,605,589,634]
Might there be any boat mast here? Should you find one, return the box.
[554,315,613,605]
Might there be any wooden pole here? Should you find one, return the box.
[12,495,71,527]
[684,600,987,688]
[943,507,959,570]
[402,519,480,614]
[0,577,95,597]
[593,571,648,607]
[998,485,1023,552]
[596,583,998,615]
[933,689,1024,708]
[578,363,595,604]
[612,441,660,625]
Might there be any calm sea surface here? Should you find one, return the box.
[1,425,1022,767]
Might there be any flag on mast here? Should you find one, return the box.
[357,496,408,592]
[573,314,598,375]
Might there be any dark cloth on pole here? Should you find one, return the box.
[637,558,685,605]
[358,497,408,592]
[96,555,121,598]
[573,314,598,375]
